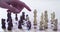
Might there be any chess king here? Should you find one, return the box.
[33,9,37,26]
[33,9,37,29]
[0,0,31,14]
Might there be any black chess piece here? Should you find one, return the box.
[15,14,18,21]
[8,18,13,30]
[18,16,23,29]
[7,10,11,22]
[27,20,31,30]
[22,12,25,20]
[18,20,22,29]
[18,12,25,29]
[1,19,6,29]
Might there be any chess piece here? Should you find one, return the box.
[26,15,29,21]
[44,10,48,29]
[53,19,58,31]
[51,12,58,31]
[7,10,11,22]
[15,14,18,21]
[19,12,25,25]
[27,20,31,30]
[51,12,55,28]
[39,13,44,30]
[18,16,23,29]
[1,19,6,29]
[33,9,37,29]
[22,12,25,20]
[8,18,13,30]
[26,15,31,30]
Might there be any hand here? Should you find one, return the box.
[0,0,31,14]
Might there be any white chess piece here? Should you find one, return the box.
[44,10,48,29]
[33,9,37,26]
[40,13,44,30]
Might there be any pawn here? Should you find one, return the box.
[26,15,29,21]
[1,19,6,29]
[8,19,13,30]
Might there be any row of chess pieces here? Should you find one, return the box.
[1,9,58,31]
[33,10,58,31]
[1,12,31,31]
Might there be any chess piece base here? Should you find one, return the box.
[34,27,37,29]
[53,29,57,31]
[8,27,12,30]
[39,28,44,30]
[2,26,6,29]
[44,27,48,29]
[18,26,22,29]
